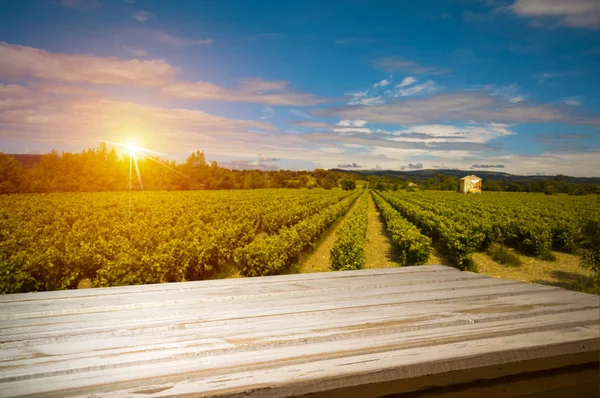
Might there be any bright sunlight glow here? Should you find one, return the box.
[126,141,140,156]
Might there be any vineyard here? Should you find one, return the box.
[1,188,598,294]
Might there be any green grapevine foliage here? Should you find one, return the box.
[330,192,368,271]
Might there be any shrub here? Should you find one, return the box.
[340,179,357,191]
[580,219,600,282]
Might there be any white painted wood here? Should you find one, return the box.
[0,266,598,398]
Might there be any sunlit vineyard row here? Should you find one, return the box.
[375,190,600,269]
[2,188,599,294]
[0,189,358,293]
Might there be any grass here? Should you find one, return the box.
[472,250,599,295]
[488,244,522,266]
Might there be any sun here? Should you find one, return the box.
[126,140,140,156]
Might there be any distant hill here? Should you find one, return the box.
[7,153,600,184]
[331,168,600,184]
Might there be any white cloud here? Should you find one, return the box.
[394,80,437,97]
[132,11,151,22]
[333,127,372,135]
[374,79,391,88]
[338,120,368,127]
[162,78,325,106]
[0,83,280,154]
[511,0,600,29]
[398,76,417,88]
[315,91,600,127]
[0,41,177,87]
[334,120,370,134]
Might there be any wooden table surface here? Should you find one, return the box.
[0,265,599,398]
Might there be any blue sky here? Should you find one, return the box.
[1,0,599,176]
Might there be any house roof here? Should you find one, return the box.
[460,175,481,180]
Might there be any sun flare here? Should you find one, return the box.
[126,140,140,156]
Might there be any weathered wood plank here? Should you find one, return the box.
[0,265,454,304]
[0,267,483,317]
[0,266,598,398]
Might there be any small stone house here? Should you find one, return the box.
[460,175,482,193]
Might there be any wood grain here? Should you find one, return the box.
[0,266,598,397]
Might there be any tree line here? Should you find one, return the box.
[0,144,356,194]
[368,173,600,195]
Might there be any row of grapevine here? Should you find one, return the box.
[371,192,431,265]
[235,191,361,277]
[378,191,485,268]
[330,192,368,271]
[0,189,353,293]
[259,193,352,234]
[385,191,569,256]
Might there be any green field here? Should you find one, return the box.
[1,189,598,294]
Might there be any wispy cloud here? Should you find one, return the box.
[373,79,391,88]
[288,109,313,119]
[483,84,526,103]
[0,41,177,87]
[152,31,213,46]
[292,121,333,131]
[539,71,563,81]
[122,45,148,57]
[162,78,326,106]
[314,91,600,127]
[510,0,600,29]
[346,90,384,106]
[375,57,451,75]
[394,80,437,97]
[132,11,151,22]
[391,123,515,144]
[398,76,417,88]
[338,120,368,127]
[260,106,275,120]
[561,96,582,106]
[0,83,278,153]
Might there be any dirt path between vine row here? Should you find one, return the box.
[365,193,402,268]
[366,192,447,267]
[291,194,363,274]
